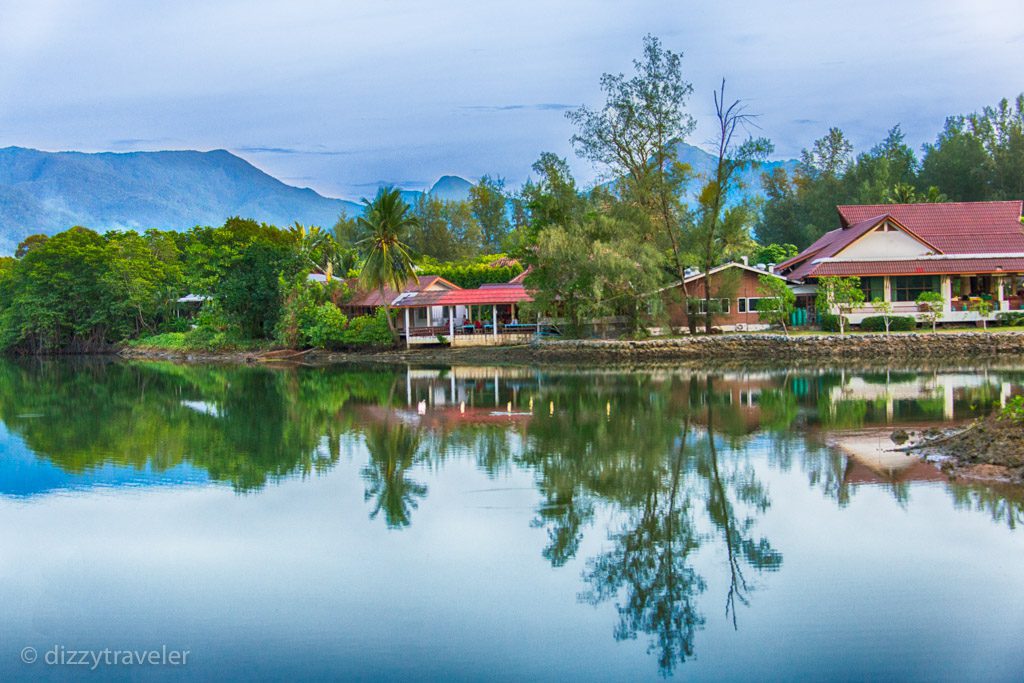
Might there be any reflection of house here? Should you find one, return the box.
[841,451,948,486]
[659,262,789,332]
[776,201,1024,325]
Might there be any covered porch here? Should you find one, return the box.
[393,285,538,347]
[834,270,1024,325]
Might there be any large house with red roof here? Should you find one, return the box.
[775,200,1024,325]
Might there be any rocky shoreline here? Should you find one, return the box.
[118,330,1024,366]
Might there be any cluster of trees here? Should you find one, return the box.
[514,38,1022,333]
[757,95,1024,248]
[0,191,526,353]
[333,175,512,262]
[514,36,777,334]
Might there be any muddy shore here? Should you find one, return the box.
[903,414,1024,485]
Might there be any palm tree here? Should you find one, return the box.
[356,187,418,337]
[289,222,337,273]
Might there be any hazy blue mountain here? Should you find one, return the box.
[0,147,362,253]
[675,142,799,206]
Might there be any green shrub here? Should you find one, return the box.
[157,316,193,334]
[341,308,393,347]
[858,315,916,332]
[819,313,840,332]
[1001,395,1024,423]
[303,303,348,349]
[416,257,524,289]
[996,311,1024,326]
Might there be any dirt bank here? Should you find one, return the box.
[904,414,1024,484]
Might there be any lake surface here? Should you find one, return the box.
[0,359,1022,681]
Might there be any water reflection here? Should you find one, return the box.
[0,358,1022,676]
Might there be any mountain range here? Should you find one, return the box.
[0,144,795,254]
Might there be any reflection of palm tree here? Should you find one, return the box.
[361,421,427,529]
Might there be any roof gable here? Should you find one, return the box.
[834,216,939,259]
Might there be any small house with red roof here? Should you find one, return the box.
[775,200,1024,325]
[339,273,536,347]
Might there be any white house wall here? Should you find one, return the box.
[836,225,934,259]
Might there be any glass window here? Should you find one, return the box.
[860,276,884,302]
[738,299,747,313]
[892,275,939,302]
[692,299,731,313]
[747,297,763,311]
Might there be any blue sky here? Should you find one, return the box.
[0,0,1020,199]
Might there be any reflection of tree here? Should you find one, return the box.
[948,482,1024,529]
[700,379,782,629]
[0,358,397,492]
[361,421,427,529]
[580,421,706,676]
[524,375,782,676]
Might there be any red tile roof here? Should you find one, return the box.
[778,215,891,280]
[809,257,1024,277]
[837,201,1024,254]
[393,284,532,307]
[342,275,459,308]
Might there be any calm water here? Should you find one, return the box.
[0,359,1022,681]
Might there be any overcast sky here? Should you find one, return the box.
[0,0,1021,199]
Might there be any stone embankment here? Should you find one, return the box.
[527,332,1024,361]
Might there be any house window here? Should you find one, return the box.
[892,275,939,302]
[738,299,747,313]
[746,297,763,311]
[689,299,731,314]
[860,276,884,302]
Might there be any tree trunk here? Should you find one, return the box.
[380,287,398,341]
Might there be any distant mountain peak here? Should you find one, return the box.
[428,175,474,202]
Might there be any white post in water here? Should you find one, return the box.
[448,305,455,338]
[404,308,411,348]
[492,304,498,339]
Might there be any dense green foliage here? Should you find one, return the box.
[416,255,523,289]
[757,95,1024,249]
[996,312,1024,326]
[0,227,184,352]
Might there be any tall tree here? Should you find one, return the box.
[688,81,772,332]
[469,175,511,252]
[566,34,694,291]
[356,187,418,338]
